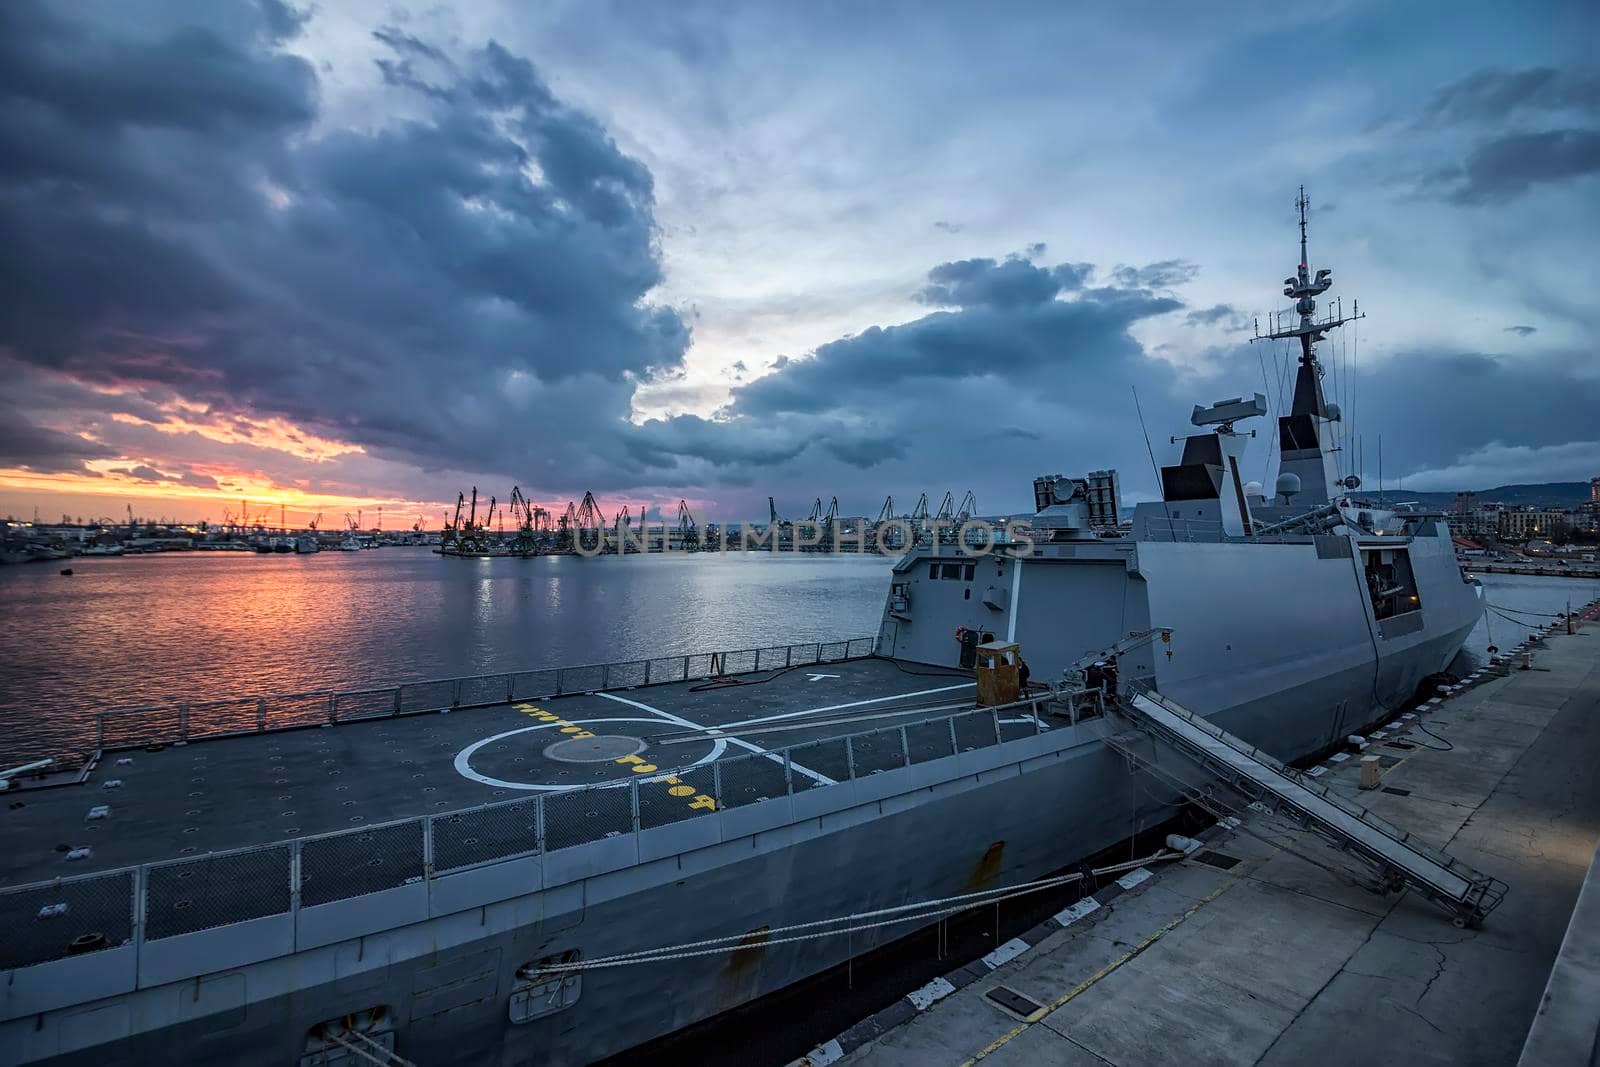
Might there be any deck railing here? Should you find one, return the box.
[2,693,1049,972]
[92,636,881,751]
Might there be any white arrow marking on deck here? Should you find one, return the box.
[806,673,841,682]
[596,691,836,786]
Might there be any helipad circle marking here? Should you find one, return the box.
[453,717,725,792]
[546,735,646,763]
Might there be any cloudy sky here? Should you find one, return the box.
[2,0,1596,527]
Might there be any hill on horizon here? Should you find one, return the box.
[1366,481,1592,508]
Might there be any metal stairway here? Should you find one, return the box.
[1103,687,1508,928]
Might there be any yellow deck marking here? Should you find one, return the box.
[508,702,716,813]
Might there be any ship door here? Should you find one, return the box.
[958,627,980,669]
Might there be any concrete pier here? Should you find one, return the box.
[813,609,1600,1067]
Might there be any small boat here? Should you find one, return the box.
[338,537,363,551]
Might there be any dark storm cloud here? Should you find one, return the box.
[0,403,115,474]
[1407,65,1600,205]
[1111,260,1199,290]
[1430,128,1600,204]
[627,253,1184,500]
[0,1,688,495]
[1503,325,1537,336]
[109,465,220,490]
[1184,303,1243,329]
[1419,67,1600,127]
[916,256,1084,310]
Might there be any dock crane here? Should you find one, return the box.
[445,493,466,548]
[876,496,896,524]
[956,491,977,522]
[820,496,840,547]
[576,491,604,530]
[676,499,700,551]
[508,487,539,553]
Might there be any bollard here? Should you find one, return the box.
[1359,755,1382,791]
[1521,650,1533,671]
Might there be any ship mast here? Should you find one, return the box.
[1251,187,1365,503]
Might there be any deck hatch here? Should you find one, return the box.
[985,985,1043,1015]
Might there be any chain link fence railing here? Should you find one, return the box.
[953,709,1003,752]
[431,798,541,872]
[300,822,425,908]
[92,636,878,752]
[0,869,133,969]
[716,752,791,808]
[787,737,852,787]
[636,764,719,830]
[905,718,958,764]
[543,784,634,852]
[847,728,910,776]
[999,706,1045,742]
[146,846,291,939]
[10,689,1072,973]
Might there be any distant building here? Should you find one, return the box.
[1592,475,1600,504]
[1498,507,1574,542]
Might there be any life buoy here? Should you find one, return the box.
[954,625,970,644]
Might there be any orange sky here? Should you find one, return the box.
[1,399,712,528]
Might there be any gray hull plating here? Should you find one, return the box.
[12,532,1480,1067]
[17,644,1459,1066]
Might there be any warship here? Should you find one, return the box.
[0,195,1482,1066]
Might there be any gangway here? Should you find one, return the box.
[1103,686,1508,928]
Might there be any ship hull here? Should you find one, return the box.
[20,634,1469,1067]
[13,531,1481,1066]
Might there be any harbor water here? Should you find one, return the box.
[0,549,1589,763]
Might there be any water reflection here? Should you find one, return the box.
[0,552,1590,762]
[0,549,893,760]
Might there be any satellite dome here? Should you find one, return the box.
[1243,480,1264,499]
[1275,473,1302,501]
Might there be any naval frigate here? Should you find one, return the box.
[0,194,1481,1066]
